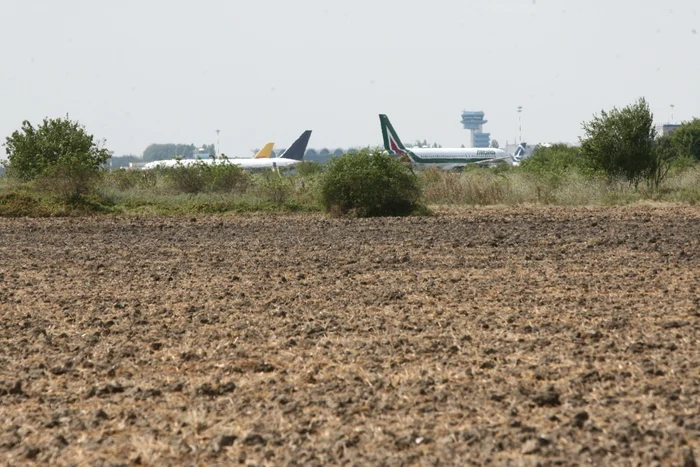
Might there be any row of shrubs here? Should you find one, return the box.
[0,150,425,217]
[71,147,700,209]
[3,148,700,218]
[101,151,425,217]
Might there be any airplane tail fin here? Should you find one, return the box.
[379,114,410,155]
[512,142,527,161]
[279,130,312,161]
[253,142,275,159]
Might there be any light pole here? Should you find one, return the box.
[517,106,523,143]
[670,104,675,123]
[215,129,220,156]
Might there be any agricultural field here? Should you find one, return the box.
[0,206,698,466]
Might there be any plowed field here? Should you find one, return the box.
[1,206,698,466]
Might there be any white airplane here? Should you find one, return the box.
[380,114,526,170]
[142,131,312,171]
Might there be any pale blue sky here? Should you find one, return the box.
[1,0,698,157]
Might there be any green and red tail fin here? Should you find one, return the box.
[379,114,409,156]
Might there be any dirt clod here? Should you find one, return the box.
[243,434,267,446]
[210,434,237,454]
[23,446,40,459]
[532,389,561,407]
[196,381,236,398]
[9,381,23,395]
[572,411,589,429]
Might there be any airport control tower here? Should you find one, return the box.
[461,111,491,148]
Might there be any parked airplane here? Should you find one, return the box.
[379,114,526,170]
[142,131,312,170]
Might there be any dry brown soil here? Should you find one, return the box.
[1,206,698,466]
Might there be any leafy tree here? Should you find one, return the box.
[580,98,656,186]
[319,148,423,217]
[490,139,500,149]
[143,144,194,161]
[671,118,700,160]
[3,116,110,181]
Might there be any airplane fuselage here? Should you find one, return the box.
[142,130,312,171]
[142,157,301,171]
[405,147,510,170]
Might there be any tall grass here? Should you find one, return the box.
[421,169,511,205]
[418,165,700,207]
[659,165,700,204]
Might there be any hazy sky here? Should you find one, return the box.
[1,0,698,158]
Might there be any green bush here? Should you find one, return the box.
[521,144,585,176]
[253,171,293,206]
[165,158,247,194]
[35,160,102,202]
[208,161,248,193]
[580,98,663,187]
[4,117,110,182]
[293,161,325,176]
[106,168,159,191]
[320,149,424,217]
[0,191,45,217]
[166,161,206,194]
[671,118,700,161]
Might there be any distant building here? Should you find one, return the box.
[192,147,214,158]
[656,123,681,137]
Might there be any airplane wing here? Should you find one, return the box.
[472,157,511,167]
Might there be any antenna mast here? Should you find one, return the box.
[517,106,523,143]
